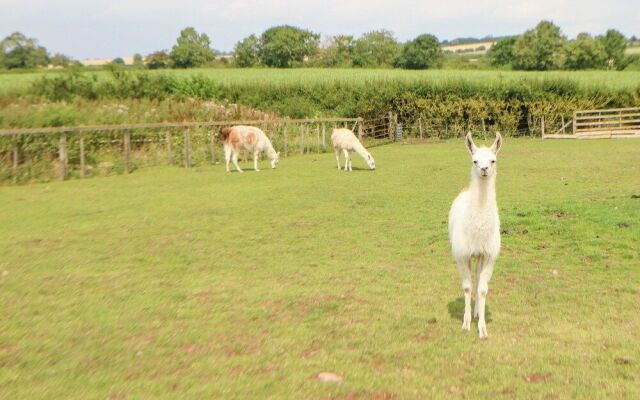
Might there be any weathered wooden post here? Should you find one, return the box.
[183,129,192,168]
[58,134,67,180]
[209,133,216,164]
[123,131,131,173]
[561,116,566,134]
[299,124,304,155]
[572,112,577,136]
[322,123,326,148]
[79,136,86,178]
[316,124,320,153]
[541,116,545,138]
[357,118,363,140]
[388,112,394,140]
[418,117,423,140]
[166,131,173,164]
[284,125,288,158]
[12,134,18,173]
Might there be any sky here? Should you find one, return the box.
[1,0,639,59]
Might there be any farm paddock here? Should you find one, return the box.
[0,139,638,398]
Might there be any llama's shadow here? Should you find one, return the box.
[447,297,493,323]
[336,166,373,172]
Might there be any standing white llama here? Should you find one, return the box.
[330,128,376,171]
[448,132,503,339]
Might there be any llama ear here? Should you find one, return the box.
[465,132,477,155]
[491,132,503,154]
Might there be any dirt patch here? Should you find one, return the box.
[614,356,632,365]
[522,373,552,383]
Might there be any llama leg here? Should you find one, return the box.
[224,144,232,173]
[342,149,350,171]
[474,255,484,319]
[231,150,243,173]
[335,149,341,170]
[456,257,472,332]
[253,151,260,172]
[477,258,495,339]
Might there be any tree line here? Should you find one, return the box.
[1,22,638,71]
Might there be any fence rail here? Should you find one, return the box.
[0,117,361,137]
[544,107,640,140]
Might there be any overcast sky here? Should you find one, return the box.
[2,0,639,59]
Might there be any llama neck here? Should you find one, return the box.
[469,170,497,209]
[265,143,277,160]
[352,140,369,160]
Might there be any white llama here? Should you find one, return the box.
[220,126,279,173]
[330,128,375,171]
[448,132,503,339]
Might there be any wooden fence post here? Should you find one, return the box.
[12,134,18,173]
[284,125,288,158]
[357,119,363,140]
[316,124,320,153]
[166,131,173,164]
[572,112,577,136]
[322,123,326,148]
[388,112,394,140]
[561,116,566,134]
[299,124,304,155]
[209,133,216,164]
[183,129,192,168]
[79,136,86,178]
[123,131,131,173]
[418,117,423,140]
[58,134,67,180]
[541,116,545,138]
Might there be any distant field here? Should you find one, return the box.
[0,139,638,398]
[1,68,640,95]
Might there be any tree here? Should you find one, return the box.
[396,34,442,69]
[170,27,215,68]
[563,33,607,69]
[0,32,49,69]
[487,37,516,67]
[145,50,170,69]
[317,35,354,67]
[597,29,626,69]
[234,34,260,67]
[49,53,72,67]
[112,57,125,65]
[133,53,144,67]
[351,30,401,67]
[512,21,566,70]
[259,25,319,68]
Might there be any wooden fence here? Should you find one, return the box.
[544,107,640,140]
[1,116,399,182]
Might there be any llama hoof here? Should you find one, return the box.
[478,321,488,339]
[462,313,471,332]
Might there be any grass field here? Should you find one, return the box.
[1,139,639,398]
[1,68,640,95]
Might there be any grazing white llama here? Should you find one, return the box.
[220,126,279,173]
[330,128,375,171]
[448,132,503,339]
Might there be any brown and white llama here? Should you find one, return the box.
[220,126,279,173]
[448,132,503,339]
[330,128,375,171]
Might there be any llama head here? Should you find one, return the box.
[366,153,376,170]
[465,132,502,179]
[269,150,280,169]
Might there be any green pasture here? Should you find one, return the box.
[1,138,638,398]
[1,68,640,95]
